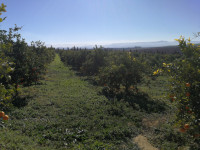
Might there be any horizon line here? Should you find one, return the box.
[44,40,200,48]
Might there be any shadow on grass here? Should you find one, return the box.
[124,92,168,113]
[83,77,98,86]
[12,95,33,108]
[101,88,168,113]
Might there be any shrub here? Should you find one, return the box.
[0,3,15,109]
[80,46,106,75]
[1,27,55,88]
[0,54,15,108]
[157,36,200,147]
[99,52,144,95]
[0,8,55,107]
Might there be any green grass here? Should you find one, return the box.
[1,55,144,149]
[0,128,49,150]
[138,75,169,99]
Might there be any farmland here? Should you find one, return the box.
[0,49,197,149]
[1,27,200,149]
[1,1,200,149]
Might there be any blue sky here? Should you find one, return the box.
[1,0,200,47]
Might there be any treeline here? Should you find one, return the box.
[59,45,181,54]
[104,45,181,54]
[0,26,55,109]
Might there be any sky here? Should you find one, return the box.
[0,0,200,47]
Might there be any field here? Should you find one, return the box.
[0,54,192,150]
[1,2,200,150]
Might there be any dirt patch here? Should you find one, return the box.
[134,135,158,150]
[142,116,166,128]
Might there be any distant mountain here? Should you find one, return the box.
[53,40,200,49]
[103,41,178,48]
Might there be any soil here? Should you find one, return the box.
[134,135,158,150]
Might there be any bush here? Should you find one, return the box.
[1,27,55,88]
[59,48,89,70]
[157,36,200,148]
[99,52,144,95]
[0,4,15,109]
[0,54,15,108]
[80,46,106,76]
[0,10,55,108]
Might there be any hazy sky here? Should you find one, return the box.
[1,0,200,47]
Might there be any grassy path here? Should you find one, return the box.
[1,55,144,149]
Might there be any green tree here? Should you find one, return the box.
[0,3,6,22]
[0,3,15,109]
[99,52,144,96]
[159,36,200,148]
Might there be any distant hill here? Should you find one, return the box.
[55,40,200,54]
[104,41,178,48]
[55,41,179,49]
[105,46,181,54]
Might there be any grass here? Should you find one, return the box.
[138,75,170,99]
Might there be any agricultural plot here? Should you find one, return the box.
[0,54,179,149]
